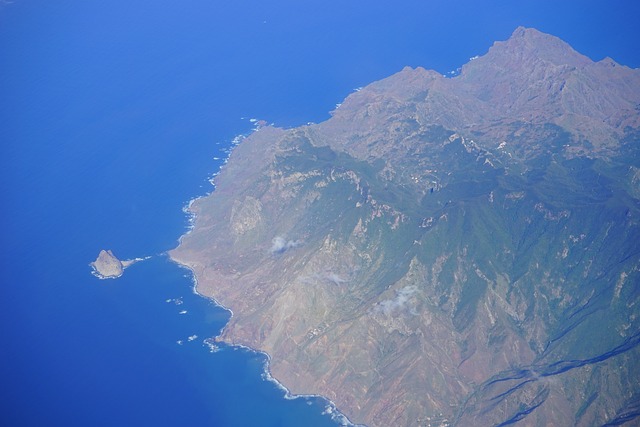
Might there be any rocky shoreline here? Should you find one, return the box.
[90,249,148,279]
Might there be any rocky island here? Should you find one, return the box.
[170,28,640,426]
[90,249,146,279]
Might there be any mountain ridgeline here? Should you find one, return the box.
[170,28,640,426]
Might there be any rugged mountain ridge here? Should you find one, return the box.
[322,27,640,160]
[170,28,640,426]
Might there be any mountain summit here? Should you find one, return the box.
[171,28,640,426]
[484,26,591,67]
[327,26,640,161]
[455,27,640,145]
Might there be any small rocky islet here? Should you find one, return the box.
[90,249,145,279]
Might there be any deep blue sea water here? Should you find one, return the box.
[1,1,638,426]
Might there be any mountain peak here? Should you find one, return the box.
[459,27,591,85]
[510,25,544,39]
[494,26,591,67]
[330,27,640,156]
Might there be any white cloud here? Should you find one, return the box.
[377,285,420,315]
[270,236,302,254]
[325,273,348,285]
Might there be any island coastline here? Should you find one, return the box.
[90,249,150,279]
[167,128,360,426]
[169,241,358,427]
[166,28,640,426]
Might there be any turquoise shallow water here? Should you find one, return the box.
[2,1,638,426]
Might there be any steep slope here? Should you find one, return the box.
[170,28,640,427]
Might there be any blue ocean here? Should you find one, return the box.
[1,1,637,426]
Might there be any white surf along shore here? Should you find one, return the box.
[169,124,361,427]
